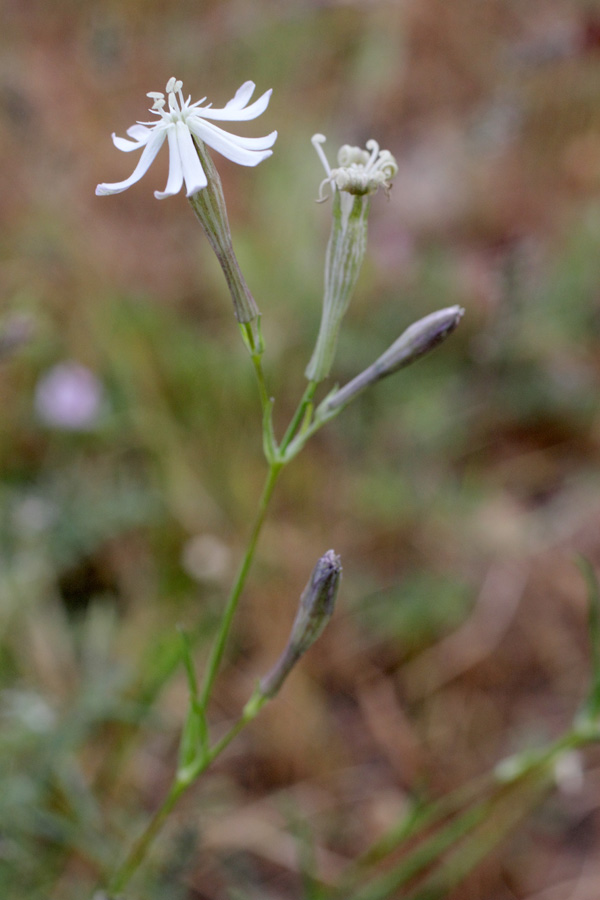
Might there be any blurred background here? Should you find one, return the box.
[3,0,600,897]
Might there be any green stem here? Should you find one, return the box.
[345,771,492,876]
[402,776,550,900]
[339,731,588,900]
[107,780,186,894]
[250,352,271,414]
[107,695,268,894]
[342,800,490,900]
[279,380,319,454]
[198,461,282,711]
[105,354,337,897]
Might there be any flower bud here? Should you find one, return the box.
[320,306,464,415]
[259,550,342,698]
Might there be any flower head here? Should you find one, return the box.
[96,77,277,199]
[312,133,397,201]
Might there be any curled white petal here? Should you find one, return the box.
[189,119,274,166]
[126,124,152,141]
[200,126,277,152]
[96,128,167,195]
[112,132,149,152]
[195,88,272,122]
[224,80,256,110]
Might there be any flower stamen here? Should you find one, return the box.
[311,134,397,200]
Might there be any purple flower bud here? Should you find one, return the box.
[320,306,464,415]
[259,550,342,698]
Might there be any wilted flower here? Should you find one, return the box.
[96,77,277,199]
[312,133,398,201]
[305,134,398,384]
[35,362,104,430]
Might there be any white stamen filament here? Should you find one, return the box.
[311,134,331,177]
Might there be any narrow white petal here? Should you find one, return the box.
[112,132,149,152]
[189,119,273,167]
[195,88,272,122]
[95,128,166,195]
[154,127,184,199]
[188,117,277,151]
[174,122,208,195]
[224,80,255,110]
[127,124,152,140]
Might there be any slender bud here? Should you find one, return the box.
[305,135,397,384]
[320,306,464,415]
[259,550,342,698]
[188,138,260,324]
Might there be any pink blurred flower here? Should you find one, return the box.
[35,362,104,430]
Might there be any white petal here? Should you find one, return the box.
[95,128,166,195]
[112,131,150,152]
[175,121,207,196]
[195,88,272,122]
[127,124,152,140]
[154,127,184,199]
[188,117,277,151]
[189,119,274,167]
[224,81,255,110]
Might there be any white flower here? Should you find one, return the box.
[96,77,277,199]
[311,134,397,201]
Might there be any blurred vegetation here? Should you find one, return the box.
[4,1,600,898]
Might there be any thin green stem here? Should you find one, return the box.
[198,461,282,711]
[240,321,278,462]
[280,380,319,454]
[107,780,186,894]
[337,730,588,900]
[251,352,272,413]
[402,776,550,900]
[107,694,269,894]
[342,800,490,900]
[345,771,493,876]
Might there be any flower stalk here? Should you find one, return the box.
[188,140,260,323]
[306,189,370,383]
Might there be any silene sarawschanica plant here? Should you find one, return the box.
[94,77,600,900]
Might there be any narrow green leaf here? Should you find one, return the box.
[177,627,209,761]
[177,701,206,771]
